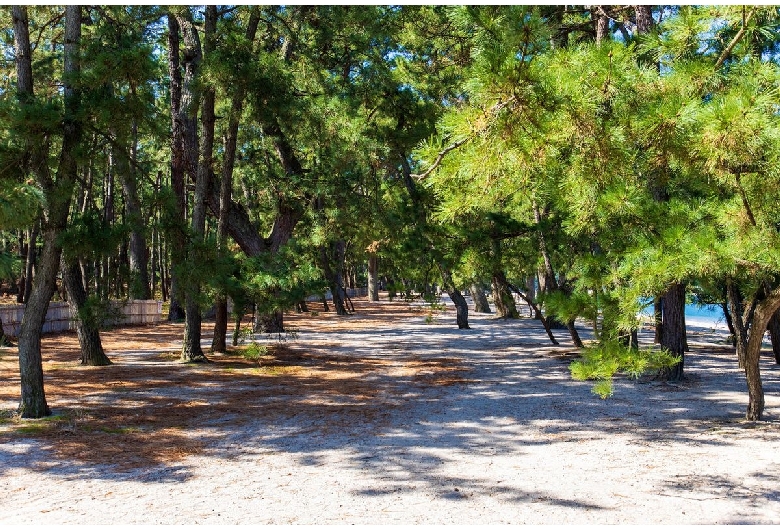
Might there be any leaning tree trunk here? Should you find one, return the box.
[658,282,686,381]
[62,257,111,366]
[470,282,492,314]
[491,271,519,319]
[439,265,469,329]
[16,5,82,417]
[743,287,780,420]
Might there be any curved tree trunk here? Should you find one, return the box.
[491,271,519,319]
[439,265,469,329]
[743,288,780,420]
[506,282,559,346]
[62,258,111,366]
[16,5,82,417]
[470,282,492,313]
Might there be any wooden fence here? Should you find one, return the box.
[0,300,162,337]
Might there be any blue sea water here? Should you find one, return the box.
[641,302,726,329]
[684,304,725,328]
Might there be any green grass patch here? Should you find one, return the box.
[242,343,268,362]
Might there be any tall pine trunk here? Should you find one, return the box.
[211,9,261,353]
[179,6,211,363]
[658,282,686,381]
[16,6,82,417]
[166,13,187,322]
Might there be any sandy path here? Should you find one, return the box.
[1,296,779,524]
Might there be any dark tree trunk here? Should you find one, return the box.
[450,289,470,329]
[439,265,469,329]
[721,300,738,347]
[506,282,559,346]
[727,280,750,368]
[768,310,780,365]
[16,5,82,417]
[179,6,210,363]
[658,282,686,381]
[567,319,586,349]
[320,241,348,316]
[211,8,260,353]
[62,258,111,366]
[367,253,379,302]
[167,13,187,322]
[211,300,228,353]
[491,271,519,319]
[118,138,151,300]
[470,282,492,314]
[653,297,663,344]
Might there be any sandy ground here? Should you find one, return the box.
[1,295,779,525]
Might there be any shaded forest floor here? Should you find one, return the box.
[1,295,779,524]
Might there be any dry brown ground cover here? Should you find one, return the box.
[0,299,467,472]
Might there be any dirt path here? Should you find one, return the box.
[1,296,779,524]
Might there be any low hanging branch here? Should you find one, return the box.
[506,281,559,346]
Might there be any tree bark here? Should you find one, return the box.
[743,287,780,420]
[23,224,38,303]
[62,257,111,366]
[16,6,82,417]
[179,6,211,363]
[658,282,686,381]
[491,271,519,319]
[634,5,654,35]
[470,282,492,313]
[506,282,559,345]
[593,6,610,45]
[439,265,469,329]
[117,138,151,300]
[367,253,379,302]
[211,8,261,353]
[167,13,186,322]
[320,240,349,316]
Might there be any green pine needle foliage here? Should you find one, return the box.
[570,342,681,399]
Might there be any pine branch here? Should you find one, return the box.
[412,97,515,181]
[411,136,471,181]
[714,7,756,70]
